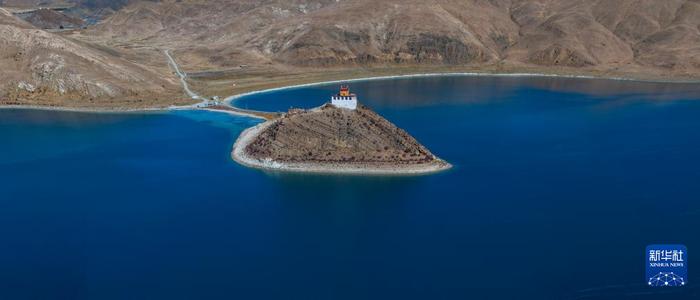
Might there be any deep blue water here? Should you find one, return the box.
[2,76,700,299]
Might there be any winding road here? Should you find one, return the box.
[164,50,278,120]
[165,50,201,101]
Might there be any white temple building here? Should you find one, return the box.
[331,85,357,110]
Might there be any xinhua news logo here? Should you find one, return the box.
[646,244,687,287]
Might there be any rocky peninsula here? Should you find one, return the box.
[232,103,451,175]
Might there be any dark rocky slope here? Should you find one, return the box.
[16,8,83,29]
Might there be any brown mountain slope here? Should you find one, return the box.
[0,8,184,108]
[3,0,699,108]
[508,0,700,73]
[84,0,700,79]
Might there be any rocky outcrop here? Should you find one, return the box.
[17,8,84,30]
[236,104,450,174]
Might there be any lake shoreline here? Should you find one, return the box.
[3,70,700,113]
[224,71,700,108]
[0,104,169,114]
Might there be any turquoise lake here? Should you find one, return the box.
[1,75,699,299]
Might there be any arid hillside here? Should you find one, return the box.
[88,0,700,77]
[2,0,699,108]
[0,7,184,108]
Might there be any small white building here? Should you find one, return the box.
[331,85,357,110]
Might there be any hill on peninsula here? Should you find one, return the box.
[240,104,449,172]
